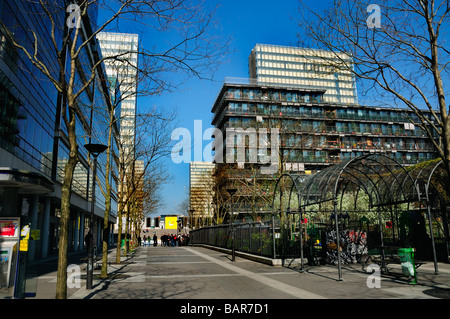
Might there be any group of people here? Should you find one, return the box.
[141,233,190,247]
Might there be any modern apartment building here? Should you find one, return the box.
[212,81,437,171]
[211,44,438,217]
[189,162,215,228]
[0,0,117,266]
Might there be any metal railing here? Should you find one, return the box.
[190,222,275,258]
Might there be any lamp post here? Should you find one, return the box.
[84,143,107,289]
[226,188,237,262]
[188,209,195,231]
[188,209,195,245]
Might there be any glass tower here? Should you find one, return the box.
[189,162,215,226]
[96,32,139,156]
[0,0,117,261]
[249,44,358,105]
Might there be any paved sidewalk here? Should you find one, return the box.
[29,244,450,301]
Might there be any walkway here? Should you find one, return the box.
[32,244,450,301]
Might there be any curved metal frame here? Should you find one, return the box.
[270,173,304,265]
[411,160,445,274]
[271,153,422,280]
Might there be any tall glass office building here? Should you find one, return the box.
[96,32,139,235]
[249,44,358,105]
[189,162,215,228]
[0,1,117,265]
[96,32,139,155]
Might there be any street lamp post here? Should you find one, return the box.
[84,143,107,290]
[226,188,237,262]
[188,209,195,231]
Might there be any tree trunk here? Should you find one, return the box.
[55,74,79,298]
[115,210,123,264]
[100,122,113,278]
[124,202,130,255]
[115,166,125,263]
[55,141,78,299]
[100,198,110,278]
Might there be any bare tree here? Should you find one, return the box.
[297,0,449,175]
[93,88,174,277]
[1,0,228,299]
[114,110,176,260]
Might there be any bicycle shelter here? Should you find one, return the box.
[271,154,447,280]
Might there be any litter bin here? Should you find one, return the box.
[398,248,417,284]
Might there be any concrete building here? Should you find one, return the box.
[210,44,439,217]
[189,162,215,228]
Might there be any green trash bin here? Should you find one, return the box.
[398,248,417,284]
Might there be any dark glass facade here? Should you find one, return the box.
[0,0,117,260]
[0,1,59,177]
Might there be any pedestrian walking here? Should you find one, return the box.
[153,234,158,247]
[84,231,93,253]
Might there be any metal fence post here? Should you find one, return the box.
[272,213,276,259]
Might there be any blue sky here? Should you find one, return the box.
[144,0,307,216]
[96,1,448,217]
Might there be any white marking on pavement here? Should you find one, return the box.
[147,274,242,279]
[147,261,214,264]
[184,247,326,299]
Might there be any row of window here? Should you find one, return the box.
[225,117,433,138]
[256,67,356,86]
[226,101,420,121]
[282,135,433,151]
[225,88,323,103]
[224,86,357,105]
[254,52,344,65]
[225,102,436,127]
[225,148,435,166]
[255,78,357,104]
[224,129,434,153]
[56,143,108,209]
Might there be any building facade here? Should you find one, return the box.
[212,81,437,171]
[0,0,117,267]
[189,162,215,228]
[249,44,358,105]
[96,32,139,156]
[211,45,439,217]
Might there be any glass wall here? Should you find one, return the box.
[0,0,58,178]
